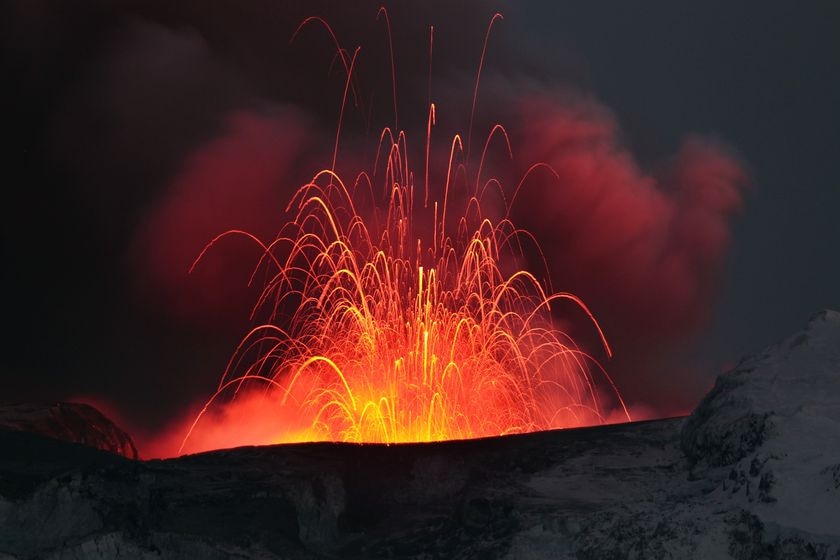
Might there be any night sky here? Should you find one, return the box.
[2,1,838,441]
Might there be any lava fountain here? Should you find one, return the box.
[179,13,629,454]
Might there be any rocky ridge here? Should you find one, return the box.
[1,311,839,559]
[0,402,137,460]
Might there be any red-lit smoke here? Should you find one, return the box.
[135,94,745,348]
[514,95,746,335]
[126,14,747,455]
[133,109,316,323]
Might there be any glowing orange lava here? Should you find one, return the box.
[179,13,629,453]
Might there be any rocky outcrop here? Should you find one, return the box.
[683,310,840,470]
[1,311,839,559]
[0,402,137,459]
[681,309,840,542]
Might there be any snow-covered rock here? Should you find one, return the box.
[683,309,840,540]
[683,310,840,469]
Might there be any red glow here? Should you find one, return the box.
[151,13,638,457]
[134,109,314,323]
[175,145,628,453]
[515,96,747,334]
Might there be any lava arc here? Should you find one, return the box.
[180,13,629,454]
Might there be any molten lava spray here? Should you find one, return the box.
[177,14,630,454]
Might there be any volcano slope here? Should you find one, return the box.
[2,311,839,559]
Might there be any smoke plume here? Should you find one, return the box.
[1,0,750,443]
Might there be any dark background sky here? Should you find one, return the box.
[2,1,838,440]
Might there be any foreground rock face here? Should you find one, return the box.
[1,311,838,559]
[0,402,136,459]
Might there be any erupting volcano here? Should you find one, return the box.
[178,14,629,455]
[7,3,839,557]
